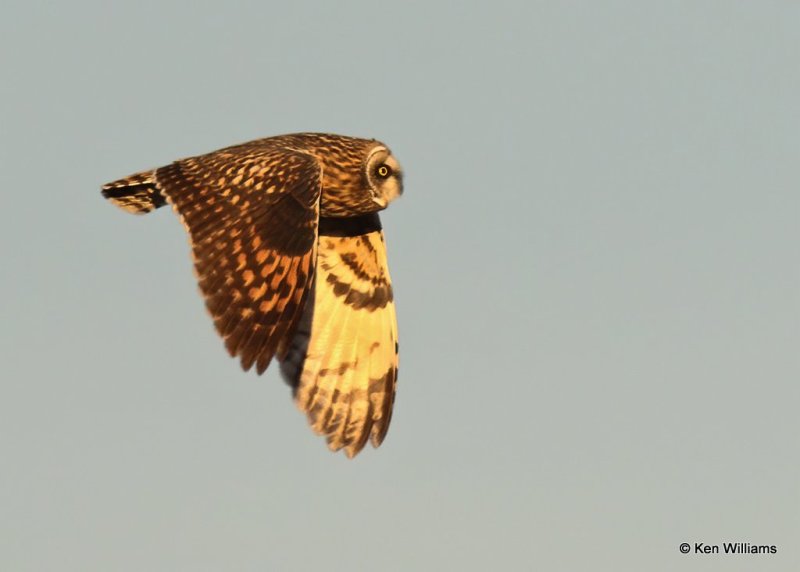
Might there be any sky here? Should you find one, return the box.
[1,1,798,570]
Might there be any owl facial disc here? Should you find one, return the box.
[366,146,403,209]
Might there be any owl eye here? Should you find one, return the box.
[376,165,392,178]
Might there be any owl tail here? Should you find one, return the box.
[101,169,166,214]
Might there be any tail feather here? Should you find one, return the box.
[101,170,166,214]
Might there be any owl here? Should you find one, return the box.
[102,133,402,458]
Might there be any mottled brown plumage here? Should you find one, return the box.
[102,133,402,457]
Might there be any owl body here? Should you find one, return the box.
[102,133,402,457]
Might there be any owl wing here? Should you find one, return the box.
[153,144,322,374]
[280,216,399,458]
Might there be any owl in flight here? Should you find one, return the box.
[102,133,402,458]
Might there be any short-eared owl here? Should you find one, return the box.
[102,133,402,458]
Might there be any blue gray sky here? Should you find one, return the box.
[2,1,798,570]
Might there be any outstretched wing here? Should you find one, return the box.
[154,143,322,374]
[280,218,398,458]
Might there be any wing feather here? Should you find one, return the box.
[306,273,353,435]
[329,304,365,454]
[280,228,399,457]
[153,144,322,373]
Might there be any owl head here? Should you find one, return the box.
[294,133,402,217]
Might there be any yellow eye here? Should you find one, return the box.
[377,165,391,178]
